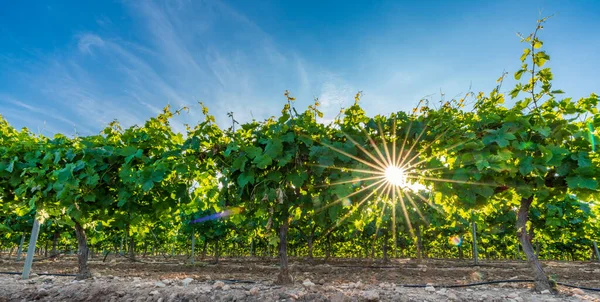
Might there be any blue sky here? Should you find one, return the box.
[1,0,599,136]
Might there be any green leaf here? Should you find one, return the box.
[287,172,307,188]
[520,48,530,62]
[514,69,525,80]
[474,154,489,171]
[253,154,272,169]
[546,145,569,166]
[125,149,143,164]
[576,152,592,168]
[5,157,16,173]
[534,51,550,67]
[224,143,239,157]
[277,151,295,167]
[232,156,247,172]
[517,141,535,151]
[70,208,82,221]
[264,138,283,158]
[83,193,96,202]
[57,166,73,182]
[566,176,598,190]
[142,180,154,191]
[53,151,61,165]
[532,125,551,138]
[237,170,255,188]
[244,146,262,159]
[86,174,100,186]
[482,129,516,148]
[519,156,534,175]
[280,132,295,143]
[510,88,520,99]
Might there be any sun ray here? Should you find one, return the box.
[398,126,452,171]
[412,191,444,214]
[373,201,388,240]
[402,190,428,223]
[373,182,393,238]
[342,132,388,171]
[307,164,385,176]
[396,118,414,169]
[407,175,497,186]
[400,138,472,171]
[321,180,389,238]
[373,182,394,240]
[377,122,394,168]
[319,141,387,173]
[396,186,415,238]
[361,128,392,170]
[314,175,386,188]
[399,128,450,170]
[314,178,388,214]
[396,121,429,168]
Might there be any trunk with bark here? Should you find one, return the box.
[74,220,92,279]
[214,238,220,264]
[201,240,208,260]
[127,225,135,261]
[382,238,389,263]
[370,239,375,259]
[51,231,59,256]
[16,233,25,261]
[307,237,314,261]
[416,227,423,259]
[517,197,554,293]
[325,233,332,261]
[276,217,292,284]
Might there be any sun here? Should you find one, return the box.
[385,165,407,187]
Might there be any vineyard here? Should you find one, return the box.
[1,18,599,301]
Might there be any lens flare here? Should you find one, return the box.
[189,207,243,224]
[342,198,352,207]
[449,235,463,246]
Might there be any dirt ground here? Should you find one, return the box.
[0,255,599,301]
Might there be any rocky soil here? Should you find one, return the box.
[0,273,598,302]
[0,256,599,301]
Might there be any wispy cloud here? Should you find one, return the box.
[0,0,354,135]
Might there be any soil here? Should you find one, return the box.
[0,255,599,301]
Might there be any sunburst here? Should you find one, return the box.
[315,116,495,256]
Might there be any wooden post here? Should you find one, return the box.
[22,219,40,279]
[190,232,195,264]
[472,221,478,265]
[16,233,26,261]
[593,241,600,262]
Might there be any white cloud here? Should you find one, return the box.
[1,0,354,135]
[77,34,105,55]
